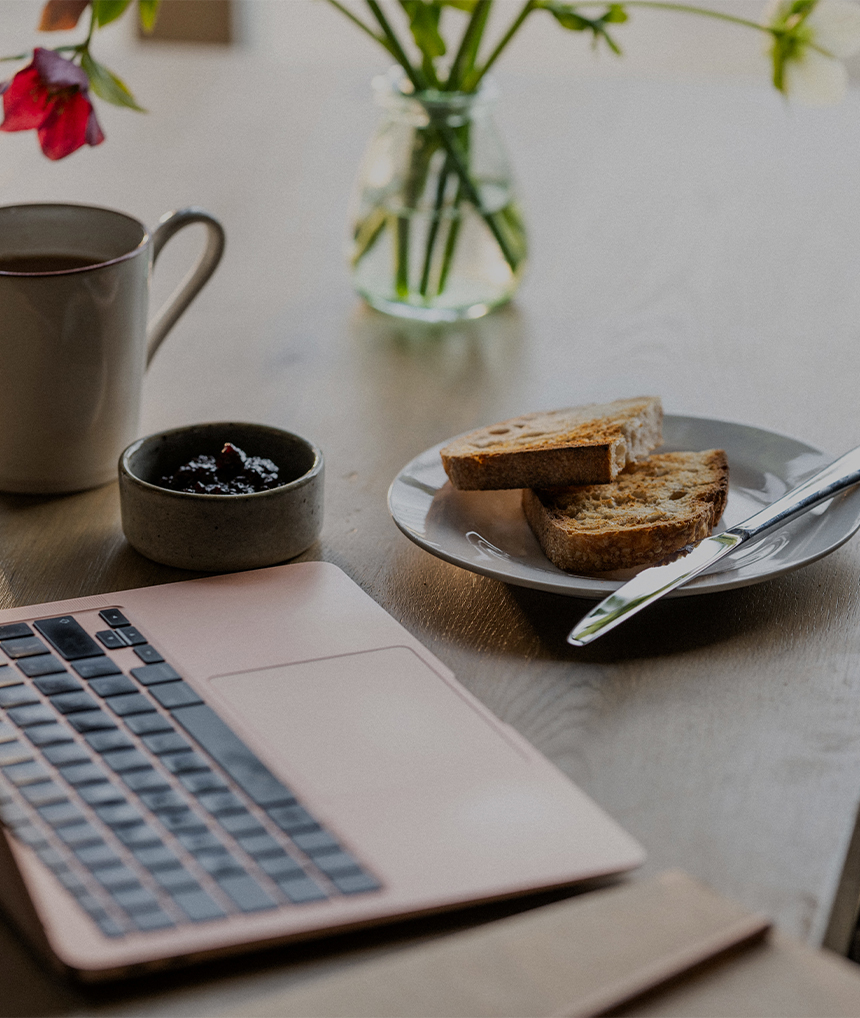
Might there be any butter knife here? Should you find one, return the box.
[568,444,860,647]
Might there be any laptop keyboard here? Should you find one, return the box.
[0,609,381,938]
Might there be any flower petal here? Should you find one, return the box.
[784,46,849,104]
[84,104,104,146]
[37,88,91,158]
[807,0,860,58]
[32,47,89,92]
[0,65,51,131]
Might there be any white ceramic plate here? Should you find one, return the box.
[388,415,860,599]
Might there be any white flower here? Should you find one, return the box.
[764,0,860,105]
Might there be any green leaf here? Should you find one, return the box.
[137,0,161,32]
[400,1,447,59]
[537,2,624,53]
[439,1,479,9]
[92,0,133,27]
[81,50,145,110]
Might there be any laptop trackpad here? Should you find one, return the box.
[208,646,526,801]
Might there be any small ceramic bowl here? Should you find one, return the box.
[119,422,324,571]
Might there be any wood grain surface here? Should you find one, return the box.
[2,3,860,1013]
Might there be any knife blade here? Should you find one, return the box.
[568,443,860,647]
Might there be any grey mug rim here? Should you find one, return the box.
[0,202,150,276]
[120,422,324,501]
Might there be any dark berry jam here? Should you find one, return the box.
[160,443,281,495]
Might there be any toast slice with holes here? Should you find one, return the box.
[522,449,729,573]
[440,397,662,490]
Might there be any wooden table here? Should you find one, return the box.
[4,3,860,1013]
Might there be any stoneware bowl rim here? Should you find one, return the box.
[120,421,324,498]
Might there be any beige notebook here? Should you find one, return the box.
[232,871,860,1017]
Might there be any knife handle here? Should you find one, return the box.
[733,444,860,542]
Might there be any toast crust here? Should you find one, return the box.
[522,450,729,573]
[440,397,662,490]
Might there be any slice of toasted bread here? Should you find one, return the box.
[440,397,662,490]
[522,450,729,573]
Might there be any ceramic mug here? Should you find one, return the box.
[0,202,225,494]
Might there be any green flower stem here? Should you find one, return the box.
[466,0,536,92]
[437,186,463,296]
[419,154,453,297]
[619,1,775,36]
[351,206,387,267]
[365,1,429,91]
[324,0,389,50]
[447,0,493,91]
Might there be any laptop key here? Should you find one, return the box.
[17,654,67,677]
[132,909,175,931]
[176,830,228,854]
[134,645,164,664]
[267,804,319,835]
[56,822,103,847]
[2,760,52,786]
[59,761,110,786]
[292,830,341,856]
[1,636,49,658]
[161,751,209,774]
[86,730,133,753]
[122,768,171,793]
[130,663,181,686]
[0,623,33,640]
[88,675,137,698]
[50,691,100,714]
[196,852,246,878]
[171,888,228,922]
[68,710,117,733]
[75,843,125,869]
[120,627,148,647]
[32,674,81,695]
[172,704,296,808]
[42,742,89,766]
[141,732,191,755]
[94,866,142,891]
[7,704,57,729]
[236,833,282,859]
[101,748,150,773]
[25,724,74,747]
[196,790,246,816]
[278,875,329,904]
[215,811,266,837]
[125,713,174,736]
[0,742,35,767]
[312,851,363,877]
[133,845,182,871]
[95,802,146,827]
[139,789,190,813]
[149,683,203,710]
[72,658,121,679]
[78,783,127,807]
[99,609,130,628]
[34,617,103,661]
[257,853,305,881]
[333,872,381,895]
[152,868,200,892]
[0,684,40,708]
[179,771,229,795]
[104,693,155,717]
[217,873,278,912]
[114,823,162,848]
[112,886,162,914]
[20,781,66,806]
[96,629,128,650]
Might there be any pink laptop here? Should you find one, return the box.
[0,562,643,980]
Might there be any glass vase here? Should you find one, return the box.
[349,69,527,323]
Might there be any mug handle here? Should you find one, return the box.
[146,207,225,367]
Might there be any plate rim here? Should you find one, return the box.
[388,414,860,598]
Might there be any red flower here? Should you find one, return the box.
[0,48,103,160]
